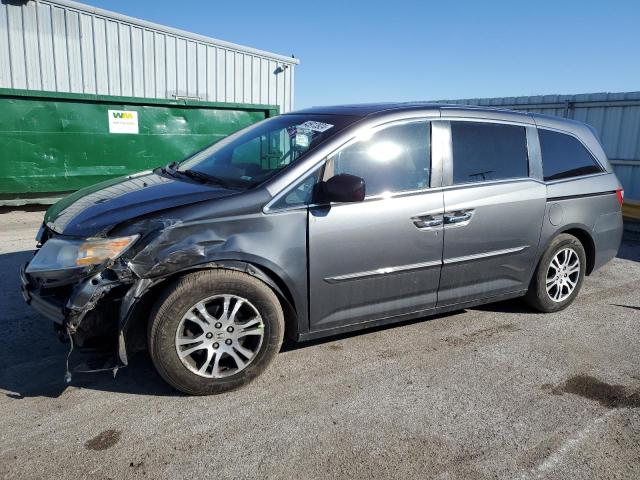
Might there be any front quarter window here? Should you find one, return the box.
[177,115,355,189]
[269,168,323,210]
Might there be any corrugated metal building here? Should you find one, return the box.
[0,0,298,112]
[438,92,640,217]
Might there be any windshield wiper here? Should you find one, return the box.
[159,161,180,176]
[180,169,231,188]
[166,161,179,172]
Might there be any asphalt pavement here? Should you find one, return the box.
[1,208,639,479]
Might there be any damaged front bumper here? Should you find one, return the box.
[20,260,139,380]
[20,264,66,324]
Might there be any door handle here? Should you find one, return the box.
[412,214,443,229]
[444,211,473,225]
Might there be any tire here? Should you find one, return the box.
[525,233,587,313]
[148,269,284,395]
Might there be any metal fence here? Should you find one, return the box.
[438,92,640,203]
[0,0,298,112]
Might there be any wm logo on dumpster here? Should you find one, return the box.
[108,110,139,134]
[111,111,135,119]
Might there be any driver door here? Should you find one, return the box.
[308,120,444,332]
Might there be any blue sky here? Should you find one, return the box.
[82,0,640,109]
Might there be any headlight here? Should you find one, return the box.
[26,235,139,273]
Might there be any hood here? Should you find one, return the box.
[45,170,239,237]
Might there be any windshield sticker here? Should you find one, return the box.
[298,121,334,133]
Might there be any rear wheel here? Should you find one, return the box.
[148,269,284,395]
[525,233,586,312]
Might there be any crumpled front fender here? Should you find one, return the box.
[116,259,298,365]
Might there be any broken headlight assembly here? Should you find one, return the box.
[26,235,139,274]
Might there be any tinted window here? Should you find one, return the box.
[451,122,529,184]
[539,129,602,181]
[326,122,430,197]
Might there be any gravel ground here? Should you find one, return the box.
[0,208,639,480]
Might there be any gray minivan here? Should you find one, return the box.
[21,103,624,395]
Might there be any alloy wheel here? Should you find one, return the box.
[175,295,265,378]
[545,248,580,303]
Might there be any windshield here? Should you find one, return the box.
[177,114,357,188]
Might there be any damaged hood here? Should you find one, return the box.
[44,170,240,237]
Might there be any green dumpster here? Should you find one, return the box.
[0,88,279,205]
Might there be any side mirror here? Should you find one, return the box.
[314,173,366,204]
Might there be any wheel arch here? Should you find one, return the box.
[540,225,596,276]
[120,260,300,363]
[562,227,596,275]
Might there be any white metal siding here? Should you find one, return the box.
[0,0,298,112]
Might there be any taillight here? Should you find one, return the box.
[616,188,624,206]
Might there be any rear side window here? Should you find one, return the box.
[539,129,603,181]
[451,122,529,184]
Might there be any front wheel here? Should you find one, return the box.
[148,269,284,395]
[525,233,586,313]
